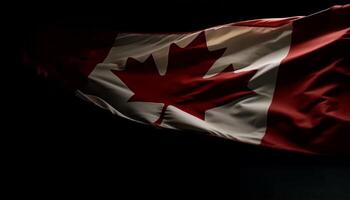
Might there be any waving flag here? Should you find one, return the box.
[26,5,350,155]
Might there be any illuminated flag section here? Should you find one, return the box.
[29,5,350,155]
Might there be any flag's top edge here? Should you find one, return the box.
[229,16,302,28]
[115,4,349,35]
[117,17,301,35]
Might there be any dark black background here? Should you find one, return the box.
[10,0,350,199]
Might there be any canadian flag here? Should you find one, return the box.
[28,5,349,155]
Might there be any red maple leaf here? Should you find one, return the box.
[112,32,257,125]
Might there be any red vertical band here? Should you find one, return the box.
[263,5,350,155]
[28,27,118,89]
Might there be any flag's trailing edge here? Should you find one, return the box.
[25,5,350,155]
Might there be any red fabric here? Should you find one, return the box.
[262,5,350,155]
[232,16,302,27]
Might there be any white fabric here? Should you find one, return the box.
[78,23,292,144]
